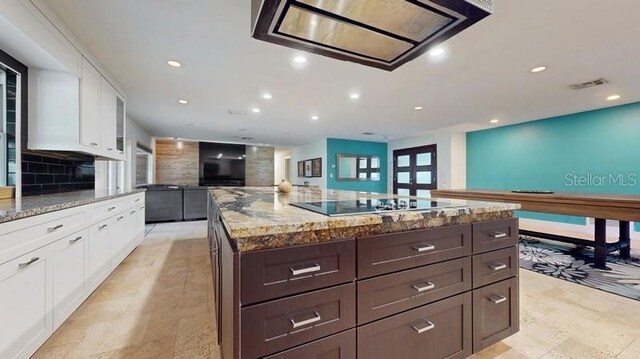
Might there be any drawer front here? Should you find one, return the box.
[241,283,356,359]
[88,200,124,222]
[472,218,519,254]
[241,240,355,305]
[0,211,85,265]
[472,246,518,289]
[263,329,355,359]
[357,293,472,359]
[358,224,472,279]
[357,257,471,324]
[473,277,519,353]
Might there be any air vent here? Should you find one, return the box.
[228,110,247,115]
[569,78,609,90]
[240,136,254,140]
[362,132,375,136]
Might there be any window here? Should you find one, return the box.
[0,65,18,186]
[136,145,153,185]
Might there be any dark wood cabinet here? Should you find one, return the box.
[357,293,472,359]
[240,240,355,305]
[357,257,471,324]
[472,277,520,352]
[241,283,356,359]
[358,224,472,279]
[212,203,519,359]
[472,246,518,289]
[263,330,356,359]
[472,218,519,254]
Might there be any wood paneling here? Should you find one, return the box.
[245,146,274,186]
[155,139,199,185]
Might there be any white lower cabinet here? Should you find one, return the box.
[52,229,88,329]
[86,218,113,291]
[0,247,52,359]
[0,193,145,359]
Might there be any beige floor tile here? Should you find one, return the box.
[540,338,615,359]
[617,339,640,359]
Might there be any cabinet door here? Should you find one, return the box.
[100,78,117,154]
[472,277,519,353]
[110,212,128,267]
[80,58,101,149]
[52,230,88,329]
[0,247,52,359]
[86,219,112,292]
[116,95,125,155]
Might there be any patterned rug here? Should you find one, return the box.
[519,236,640,300]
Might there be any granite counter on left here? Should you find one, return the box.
[0,189,146,224]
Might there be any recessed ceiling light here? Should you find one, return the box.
[414,106,424,111]
[252,108,261,113]
[607,94,621,101]
[530,66,547,73]
[490,119,499,124]
[262,93,272,99]
[167,60,182,67]
[178,99,189,104]
[311,115,319,120]
[294,56,307,64]
[428,48,445,57]
[350,93,360,100]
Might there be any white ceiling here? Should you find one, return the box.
[43,0,640,147]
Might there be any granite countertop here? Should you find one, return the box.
[210,187,521,252]
[0,189,146,224]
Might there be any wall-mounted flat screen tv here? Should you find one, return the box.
[199,142,246,186]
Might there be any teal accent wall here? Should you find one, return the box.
[327,138,388,193]
[467,102,640,230]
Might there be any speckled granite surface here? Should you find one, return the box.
[0,189,145,224]
[210,187,521,252]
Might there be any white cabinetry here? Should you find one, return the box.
[0,192,145,359]
[0,247,52,359]
[100,77,118,154]
[51,230,87,329]
[80,58,102,150]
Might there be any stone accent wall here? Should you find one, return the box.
[245,145,274,186]
[155,139,199,185]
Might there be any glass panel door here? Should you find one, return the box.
[393,144,437,197]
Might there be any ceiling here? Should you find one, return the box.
[43,0,640,147]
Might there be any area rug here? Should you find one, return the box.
[519,236,640,300]
[144,224,156,236]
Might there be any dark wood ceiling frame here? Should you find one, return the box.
[251,0,491,71]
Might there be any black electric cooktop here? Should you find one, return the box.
[290,198,463,217]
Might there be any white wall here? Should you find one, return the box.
[289,139,327,188]
[387,131,467,193]
[274,149,292,184]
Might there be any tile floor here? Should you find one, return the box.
[33,221,640,359]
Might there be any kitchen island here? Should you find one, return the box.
[209,187,522,359]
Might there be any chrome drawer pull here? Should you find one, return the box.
[412,320,435,334]
[135,199,141,203]
[412,282,436,293]
[489,294,507,304]
[130,210,136,214]
[117,216,124,221]
[18,257,40,269]
[107,206,116,211]
[290,263,321,276]
[413,244,435,252]
[47,224,64,232]
[90,142,98,146]
[99,224,108,230]
[290,312,321,329]
[489,263,508,271]
[69,236,83,244]
[106,148,113,151]
[489,231,508,239]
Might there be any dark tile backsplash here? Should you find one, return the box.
[22,153,95,196]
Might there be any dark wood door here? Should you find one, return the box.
[393,145,437,197]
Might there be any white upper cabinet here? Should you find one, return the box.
[80,58,101,150]
[100,78,117,155]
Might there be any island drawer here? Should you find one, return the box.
[357,257,471,324]
[241,283,356,359]
[240,240,355,305]
[472,246,518,289]
[357,224,472,279]
[472,218,519,254]
[473,277,519,352]
[263,329,355,359]
[357,292,472,359]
